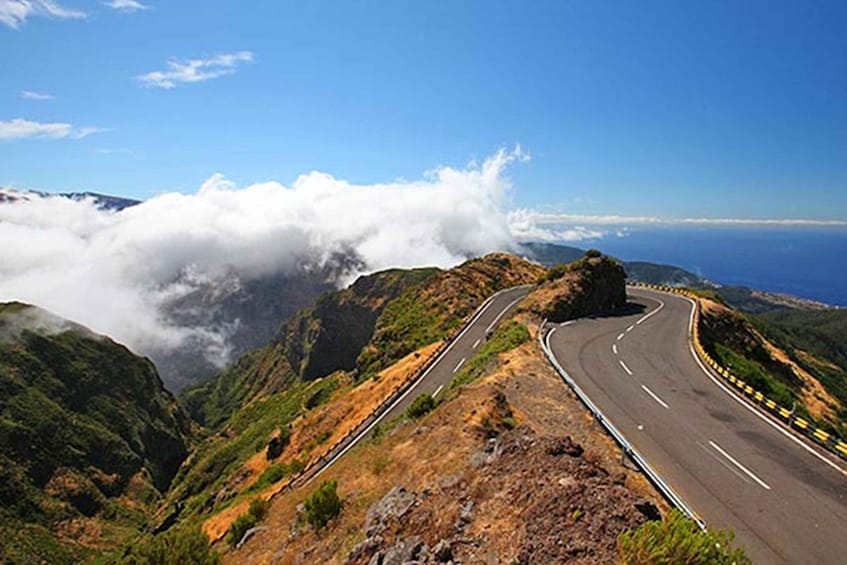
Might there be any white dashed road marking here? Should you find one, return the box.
[709,440,771,490]
[642,385,669,409]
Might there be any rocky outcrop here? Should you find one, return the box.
[523,252,627,323]
[344,427,658,565]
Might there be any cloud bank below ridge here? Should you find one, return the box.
[0,148,531,366]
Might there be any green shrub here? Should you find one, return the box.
[618,509,750,565]
[249,464,287,492]
[406,393,436,419]
[500,416,517,430]
[122,525,220,565]
[225,498,271,548]
[304,479,342,530]
[248,498,270,520]
[545,263,569,282]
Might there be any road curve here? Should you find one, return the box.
[547,286,847,564]
[312,284,531,480]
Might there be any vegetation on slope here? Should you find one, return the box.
[358,253,545,378]
[0,302,192,562]
[162,254,545,546]
[451,319,530,389]
[697,298,845,437]
[183,255,544,428]
[752,309,847,431]
[618,509,750,565]
[181,268,437,428]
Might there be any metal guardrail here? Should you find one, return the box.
[632,282,847,461]
[538,324,706,529]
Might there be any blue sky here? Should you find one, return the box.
[2,0,846,220]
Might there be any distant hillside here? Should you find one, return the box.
[717,285,837,315]
[0,303,192,563]
[519,241,715,288]
[0,187,140,211]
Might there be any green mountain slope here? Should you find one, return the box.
[163,254,545,533]
[180,267,438,429]
[182,254,545,429]
[0,302,192,563]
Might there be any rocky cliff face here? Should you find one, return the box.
[0,302,192,562]
[281,268,438,381]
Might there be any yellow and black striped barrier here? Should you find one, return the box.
[628,282,847,461]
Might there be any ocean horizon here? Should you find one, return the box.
[575,226,847,307]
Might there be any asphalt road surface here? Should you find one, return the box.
[547,286,847,564]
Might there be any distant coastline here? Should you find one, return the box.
[578,226,847,307]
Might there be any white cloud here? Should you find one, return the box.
[0,118,106,140]
[20,90,55,100]
[104,0,148,12]
[0,0,85,29]
[513,211,847,228]
[0,148,524,365]
[137,51,254,89]
[507,209,604,242]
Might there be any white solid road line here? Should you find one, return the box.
[453,358,466,373]
[472,338,481,349]
[641,384,669,409]
[485,296,523,334]
[698,441,752,485]
[709,440,771,490]
[619,359,633,375]
[680,295,847,478]
[636,298,665,325]
[612,343,618,355]
[433,384,444,397]
[617,333,625,341]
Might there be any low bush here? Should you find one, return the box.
[121,525,220,565]
[304,479,342,530]
[226,498,271,548]
[248,464,287,492]
[451,320,530,389]
[618,509,750,565]
[405,393,436,419]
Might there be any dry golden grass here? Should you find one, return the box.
[202,342,441,543]
[761,340,839,420]
[222,337,664,564]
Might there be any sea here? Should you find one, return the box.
[578,226,847,307]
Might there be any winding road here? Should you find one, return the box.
[546,286,847,564]
[312,285,531,480]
